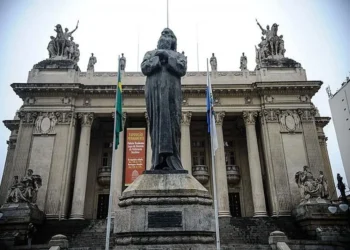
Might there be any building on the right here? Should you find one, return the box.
[327,77,350,184]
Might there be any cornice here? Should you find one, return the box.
[78,71,256,78]
[11,81,322,99]
[3,120,20,131]
[315,116,331,128]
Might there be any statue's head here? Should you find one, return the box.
[303,166,310,172]
[91,53,94,56]
[266,25,270,30]
[157,28,177,51]
[261,36,265,40]
[70,37,74,41]
[242,52,245,56]
[212,53,215,56]
[50,36,55,40]
[65,28,69,32]
[320,171,324,175]
[27,169,33,176]
[122,53,124,56]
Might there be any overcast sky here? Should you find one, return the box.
[0,0,349,189]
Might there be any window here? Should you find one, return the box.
[97,194,109,219]
[102,153,108,167]
[224,140,235,165]
[192,139,206,166]
[229,192,242,217]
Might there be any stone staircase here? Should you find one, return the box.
[219,217,307,245]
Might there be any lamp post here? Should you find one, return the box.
[328,173,350,225]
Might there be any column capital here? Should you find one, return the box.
[56,112,77,125]
[18,111,38,124]
[78,113,94,126]
[215,111,225,125]
[243,111,258,125]
[298,108,317,122]
[181,111,192,126]
[259,109,280,123]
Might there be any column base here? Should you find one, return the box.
[218,211,231,217]
[253,211,268,217]
[69,214,85,220]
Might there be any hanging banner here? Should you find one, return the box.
[124,128,146,186]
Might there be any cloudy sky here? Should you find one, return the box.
[0,0,349,189]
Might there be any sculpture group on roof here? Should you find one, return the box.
[255,19,285,61]
[43,19,299,71]
[47,21,80,63]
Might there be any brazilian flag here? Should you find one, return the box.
[115,57,123,149]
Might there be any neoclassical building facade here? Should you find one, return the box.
[0,63,336,221]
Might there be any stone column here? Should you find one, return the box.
[181,111,192,174]
[112,112,127,216]
[70,113,94,219]
[214,112,231,217]
[243,111,267,217]
[145,112,152,170]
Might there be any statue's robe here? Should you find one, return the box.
[141,49,187,170]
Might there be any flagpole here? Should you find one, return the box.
[105,55,121,250]
[167,0,169,28]
[196,24,199,72]
[207,58,221,250]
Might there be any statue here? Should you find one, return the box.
[45,21,80,61]
[6,169,42,204]
[255,19,293,66]
[337,173,348,204]
[210,53,217,71]
[318,171,329,198]
[240,52,247,70]
[141,28,187,170]
[54,24,65,56]
[73,44,80,62]
[120,53,126,71]
[87,53,97,71]
[47,36,56,58]
[295,166,328,203]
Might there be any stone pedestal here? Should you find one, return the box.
[292,201,349,239]
[0,203,45,246]
[114,171,215,249]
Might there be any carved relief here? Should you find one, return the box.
[25,97,36,105]
[83,97,91,106]
[279,110,301,133]
[34,112,58,134]
[181,112,192,126]
[214,111,225,125]
[245,96,252,104]
[182,97,189,106]
[299,95,309,102]
[264,95,274,103]
[243,111,258,125]
[61,96,72,104]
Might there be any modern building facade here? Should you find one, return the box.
[0,61,336,221]
[328,77,350,184]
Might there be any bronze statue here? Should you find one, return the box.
[141,28,187,170]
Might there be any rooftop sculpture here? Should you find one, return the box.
[255,19,300,68]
